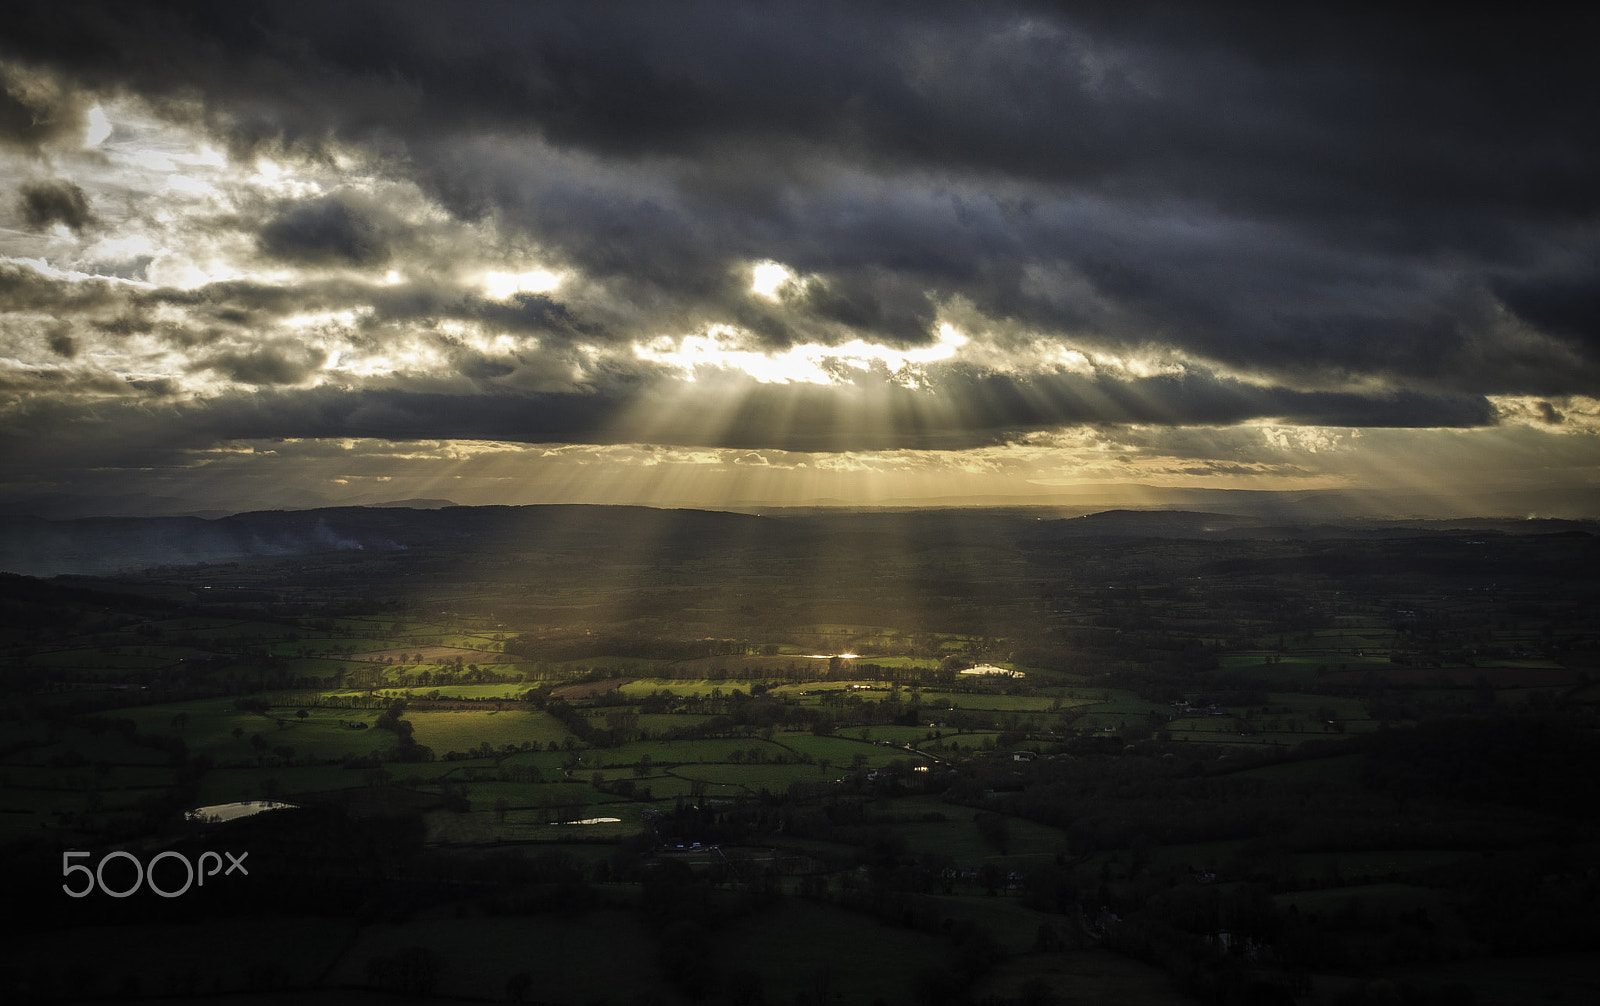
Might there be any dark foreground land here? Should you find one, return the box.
[2,504,1598,1005]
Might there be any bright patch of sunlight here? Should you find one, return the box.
[482,269,563,300]
[281,308,368,331]
[961,664,1025,677]
[636,323,968,386]
[750,260,795,300]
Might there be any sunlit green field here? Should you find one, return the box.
[405,709,573,753]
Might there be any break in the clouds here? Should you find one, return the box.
[1,2,1597,513]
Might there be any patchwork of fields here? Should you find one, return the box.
[4,508,1597,1003]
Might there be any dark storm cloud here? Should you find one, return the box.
[793,271,937,348]
[0,366,1496,472]
[0,61,88,152]
[17,179,94,232]
[1536,401,1565,426]
[469,292,592,342]
[0,387,619,471]
[0,261,121,313]
[1492,269,1600,350]
[2,0,1598,448]
[46,325,78,358]
[147,277,350,320]
[29,1,1581,224]
[92,311,155,337]
[0,365,149,398]
[192,343,329,386]
[933,370,1493,442]
[135,271,596,344]
[258,193,391,267]
[18,0,1581,232]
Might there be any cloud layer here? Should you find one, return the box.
[1,2,1596,510]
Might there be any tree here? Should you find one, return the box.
[726,968,767,1005]
[657,920,718,999]
[505,972,532,1004]
[975,811,1010,854]
[364,947,444,997]
[806,965,836,1006]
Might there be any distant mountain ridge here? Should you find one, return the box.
[5,484,1598,522]
[0,504,774,577]
[2,502,1595,579]
[874,486,1600,521]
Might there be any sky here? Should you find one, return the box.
[1,2,1597,517]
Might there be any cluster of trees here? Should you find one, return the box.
[373,698,433,762]
[504,633,757,663]
[1358,713,1600,819]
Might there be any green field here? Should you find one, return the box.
[405,709,572,753]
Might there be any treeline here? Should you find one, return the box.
[1358,712,1600,819]
[607,803,1009,1004]
[5,709,206,848]
[34,707,191,769]
[504,634,756,662]
[372,698,433,762]
[567,689,951,745]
